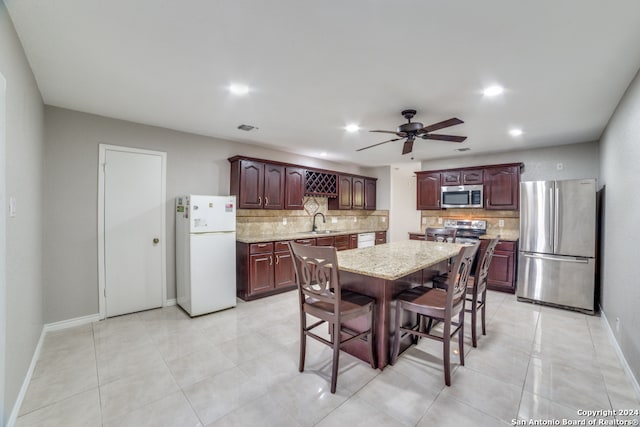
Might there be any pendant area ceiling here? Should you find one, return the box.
[6,0,640,166]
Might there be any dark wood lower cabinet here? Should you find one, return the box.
[483,239,518,293]
[409,233,426,241]
[375,231,387,245]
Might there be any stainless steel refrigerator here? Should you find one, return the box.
[517,179,597,314]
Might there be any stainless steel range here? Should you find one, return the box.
[443,219,487,244]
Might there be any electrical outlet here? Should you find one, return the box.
[437,217,443,225]
[282,217,287,225]
[353,217,357,222]
[498,219,504,228]
[421,217,427,225]
[615,317,621,333]
[557,162,564,171]
[331,217,337,223]
[381,217,386,223]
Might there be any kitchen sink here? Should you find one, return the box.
[297,230,344,235]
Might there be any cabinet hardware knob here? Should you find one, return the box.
[265,197,269,206]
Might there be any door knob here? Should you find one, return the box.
[153,238,160,244]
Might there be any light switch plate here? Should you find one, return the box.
[9,197,16,218]
[282,217,287,225]
[437,217,443,224]
[421,217,427,225]
[331,217,337,223]
[498,219,504,227]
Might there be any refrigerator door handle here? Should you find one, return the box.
[549,187,555,251]
[522,252,590,263]
[554,187,560,253]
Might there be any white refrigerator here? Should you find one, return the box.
[176,195,237,316]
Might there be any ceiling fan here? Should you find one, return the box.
[357,109,467,155]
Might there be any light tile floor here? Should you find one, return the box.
[16,290,640,426]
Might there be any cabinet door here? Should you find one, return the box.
[336,175,353,209]
[334,235,350,251]
[364,178,377,210]
[274,250,295,289]
[416,172,441,210]
[249,252,274,294]
[487,250,515,292]
[349,234,358,249]
[462,169,483,184]
[239,160,265,209]
[352,177,365,209]
[441,170,462,186]
[484,166,520,210]
[263,164,285,209]
[285,167,305,210]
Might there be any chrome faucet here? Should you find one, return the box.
[312,212,326,232]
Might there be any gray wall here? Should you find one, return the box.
[421,141,600,183]
[599,68,640,383]
[43,106,373,323]
[0,1,45,423]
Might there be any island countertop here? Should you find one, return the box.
[336,240,467,281]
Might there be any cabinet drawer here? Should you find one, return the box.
[249,242,274,254]
[274,241,291,252]
[495,241,516,252]
[316,236,335,246]
[294,238,317,246]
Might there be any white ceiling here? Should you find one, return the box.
[7,0,640,167]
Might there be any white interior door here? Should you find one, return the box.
[100,145,166,317]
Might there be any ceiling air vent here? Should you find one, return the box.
[237,124,257,131]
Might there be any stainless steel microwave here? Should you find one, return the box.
[441,185,483,208]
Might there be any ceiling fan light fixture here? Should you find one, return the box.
[345,124,360,133]
[483,85,504,97]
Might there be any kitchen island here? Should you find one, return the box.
[336,240,466,369]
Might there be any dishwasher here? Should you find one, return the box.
[357,232,375,248]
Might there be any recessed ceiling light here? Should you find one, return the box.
[229,84,249,95]
[320,152,328,157]
[345,124,360,133]
[509,128,523,137]
[456,147,471,152]
[237,124,257,131]
[483,85,504,97]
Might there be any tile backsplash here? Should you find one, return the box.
[237,197,389,236]
[419,208,519,234]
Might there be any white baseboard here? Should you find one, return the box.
[43,313,101,333]
[6,327,46,427]
[7,313,99,427]
[165,298,176,306]
[600,308,640,399]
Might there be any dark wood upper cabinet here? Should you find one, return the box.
[462,169,483,184]
[352,177,365,209]
[263,164,284,209]
[416,172,441,210]
[233,160,264,209]
[231,156,376,210]
[441,171,462,186]
[416,163,521,211]
[484,165,520,210]
[284,167,305,210]
[364,178,377,210]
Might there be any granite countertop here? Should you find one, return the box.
[480,230,519,241]
[408,230,519,242]
[337,240,466,281]
[237,229,387,244]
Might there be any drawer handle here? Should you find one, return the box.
[258,196,262,205]
[258,244,268,247]
[275,255,279,264]
[269,256,273,265]
[265,197,269,206]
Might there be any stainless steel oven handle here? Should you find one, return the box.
[523,253,589,263]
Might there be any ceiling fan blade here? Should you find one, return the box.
[356,137,403,152]
[402,138,415,155]
[420,118,464,133]
[370,130,406,137]
[422,134,467,143]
